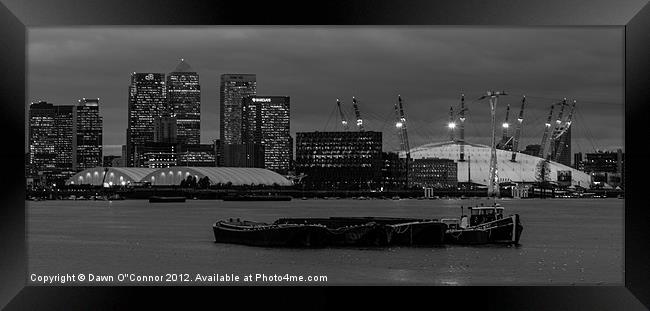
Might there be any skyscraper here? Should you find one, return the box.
[73,98,102,171]
[552,126,571,167]
[52,105,75,181]
[28,101,56,176]
[126,72,167,167]
[167,59,200,145]
[219,74,256,165]
[28,101,76,185]
[241,96,291,174]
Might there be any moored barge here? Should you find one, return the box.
[213,217,448,247]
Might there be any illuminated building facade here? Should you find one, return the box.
[138,142,178,169]
[177,144,216,167]
[295,131,382,190]
[28,101,56,177]
[380,152,407,190]
[242,96,291,174]
[126,72,167,167]
[167,59,200,145]
[53,105,74,174]
[219,74,256,165]
[27,101,77,185]
[584,149,625,188]
[410,158,458,188]
[73,98,103,171]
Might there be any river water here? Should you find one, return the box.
[27,198,623,285]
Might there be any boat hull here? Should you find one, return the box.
[385,221,447,245]
[213,221,329,247]
[275,217,447,246]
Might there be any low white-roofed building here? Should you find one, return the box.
[66,166,293,187]
[66,167,156,186]
[142,167,293,186]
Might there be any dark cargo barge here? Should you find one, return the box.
[213,217,447,247]
[213,204,522,248]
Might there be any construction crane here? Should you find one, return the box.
[394,98,405,152]
[397,95,410,156]
[448,106,456,141]
[537,102,558,159]
[395,95,411,188]
[552,99,576,163]
[498,103,512,150]
[547,98,568,159]
[352,96,364,131]
[510,96,526,162]
[458,94,468,161]
[336,98,350,131]
[478,90,508,198]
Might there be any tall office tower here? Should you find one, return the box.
[28,101,76,184]
[28,101,56,176]
[126,72,167,167]
[167,59,200,144]
[52,105,75,181]
[241,96,291,174]
[153,114,178,143]
[219,74,256,165]
[73,98,103,171]
[552,126,571,167]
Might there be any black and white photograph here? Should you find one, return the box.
[24,26,625,286]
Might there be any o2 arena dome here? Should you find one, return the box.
[406,141,590,187]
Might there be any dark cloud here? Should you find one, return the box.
[27,27,623,156]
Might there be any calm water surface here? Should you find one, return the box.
[28,198,623,285]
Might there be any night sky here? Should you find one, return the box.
[27,27,623,156]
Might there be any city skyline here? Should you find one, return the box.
[27,27,624,156]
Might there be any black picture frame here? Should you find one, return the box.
[1,0,648,309]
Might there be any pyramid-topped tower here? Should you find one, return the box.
[172,58,194,73]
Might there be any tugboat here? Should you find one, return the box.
[444,203,523,245]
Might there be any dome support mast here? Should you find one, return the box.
[479,90,507,198]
